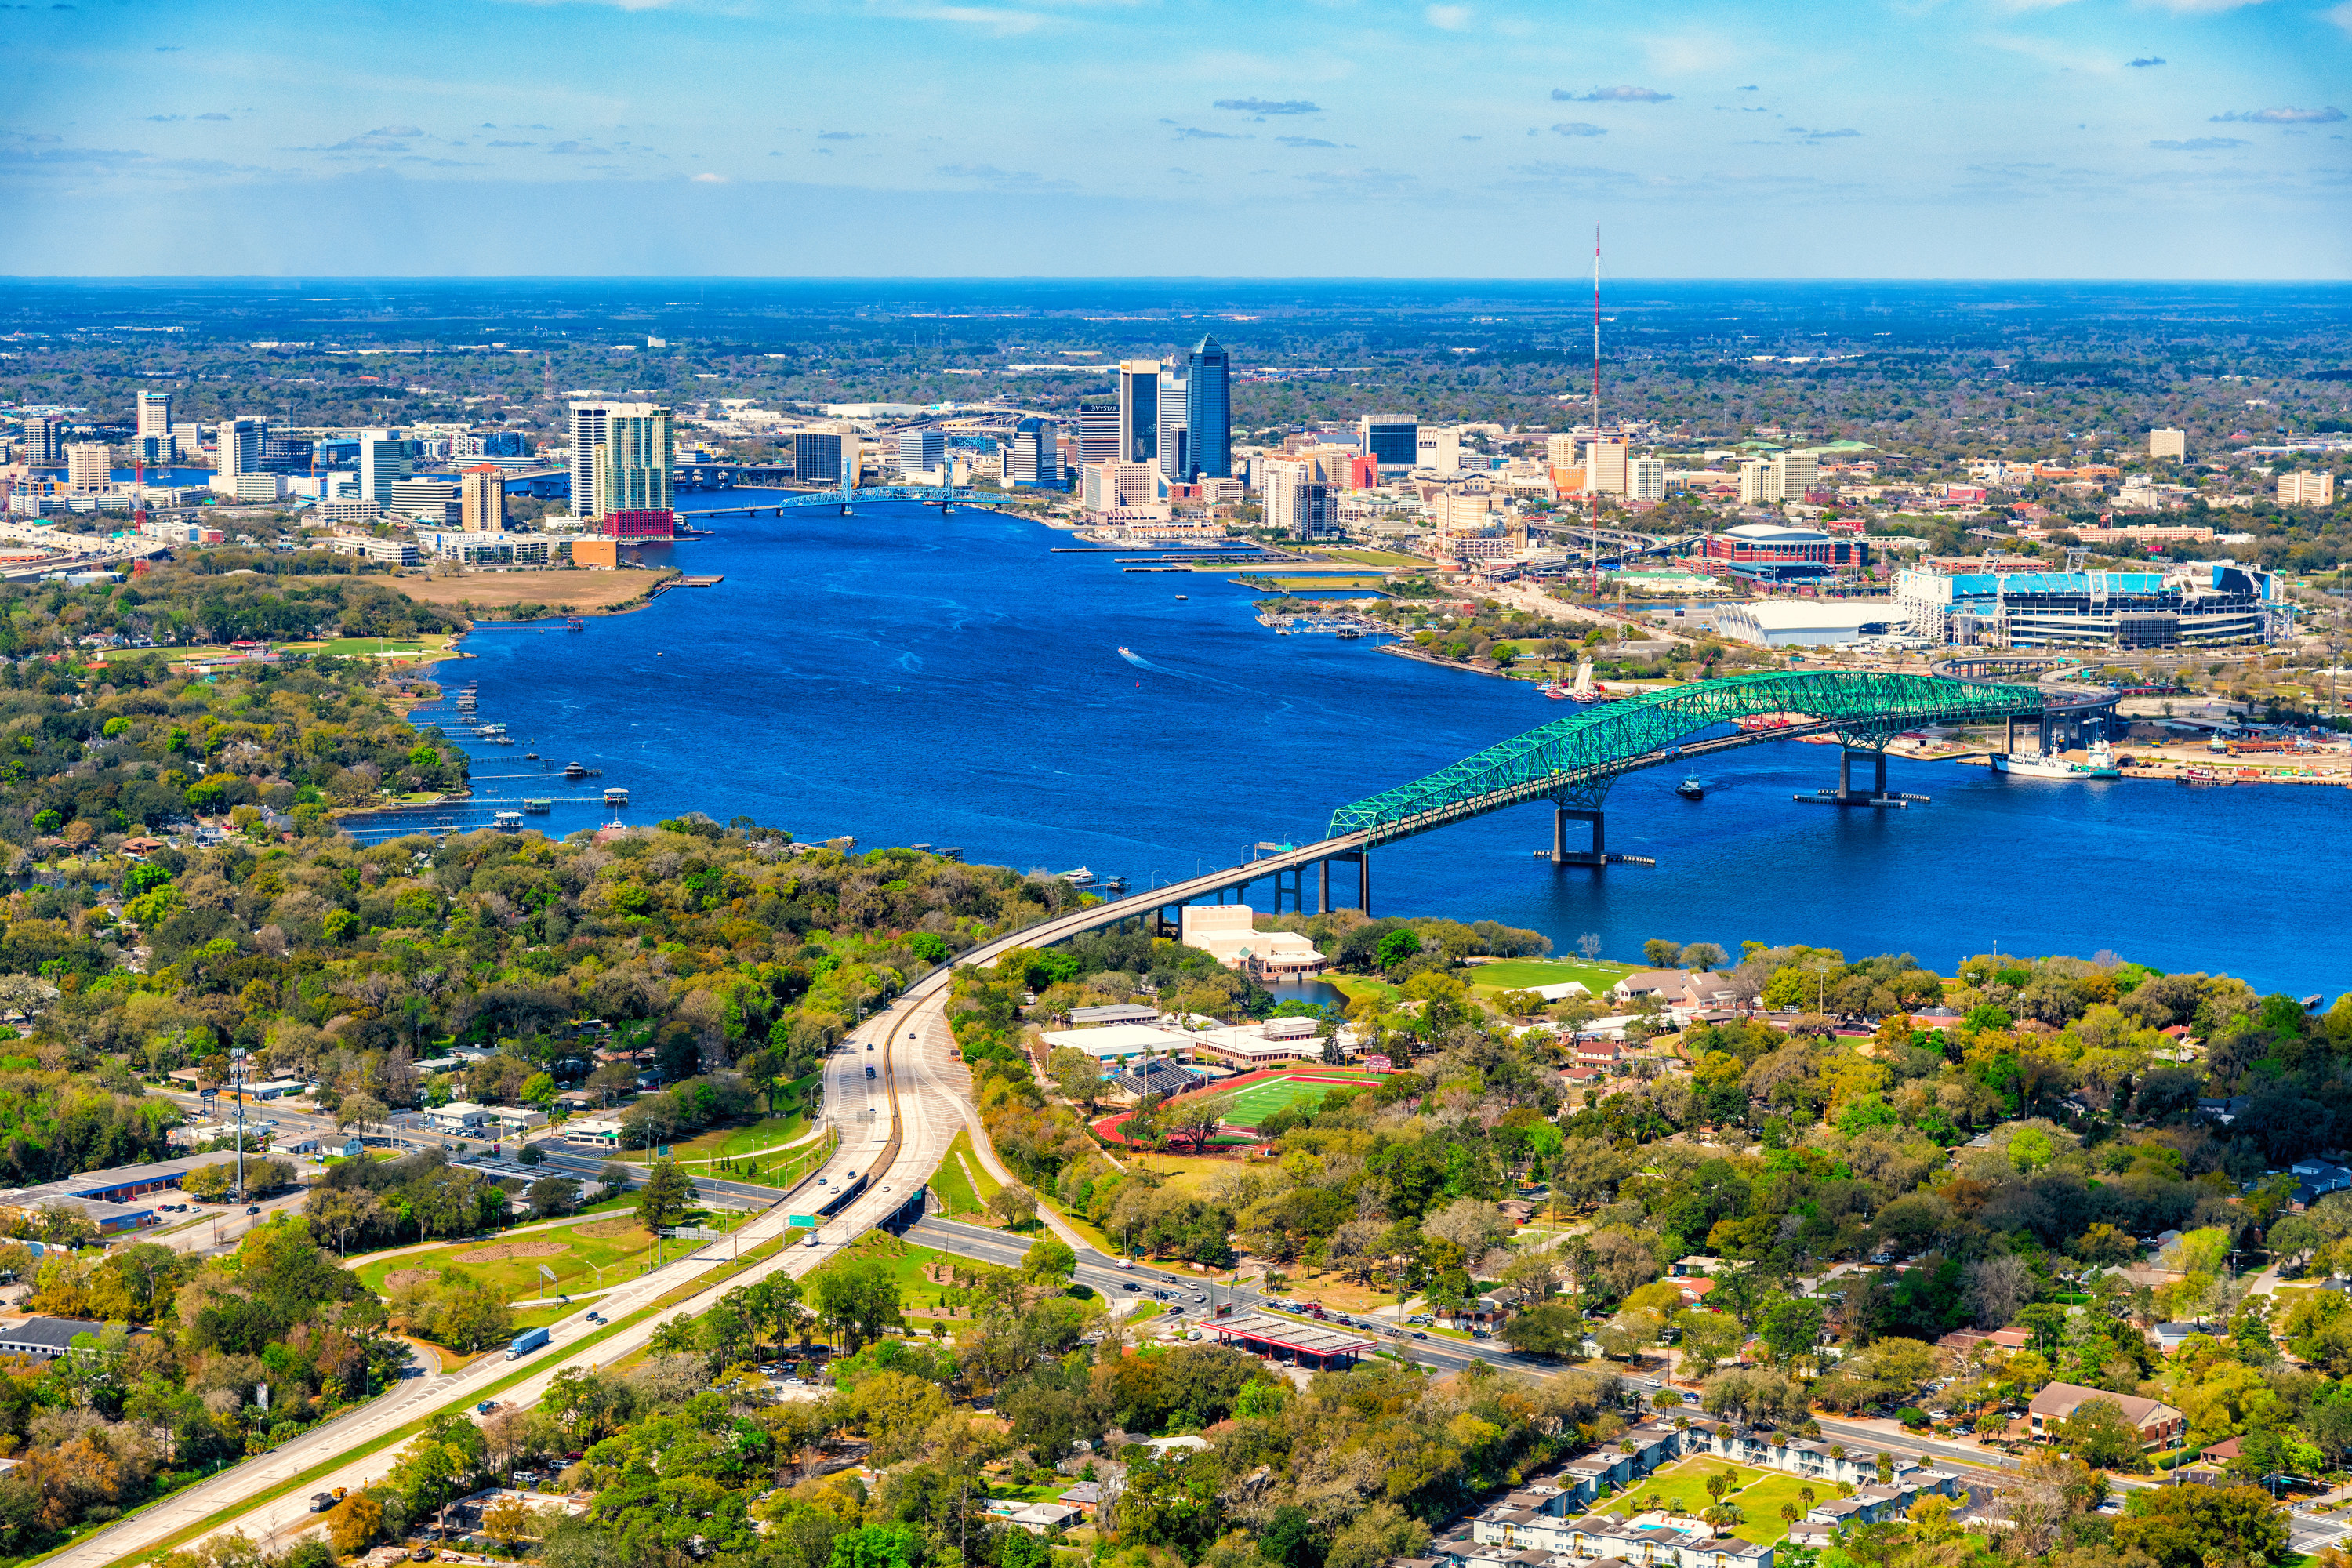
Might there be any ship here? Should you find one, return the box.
[1994,738,2122,781]
[523,798,553,813]
[1675,774,1705,800]
[1544,660,1604,702]
[2180,767,2235,787]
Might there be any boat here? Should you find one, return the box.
[604,787,629,807]
[1675,775,1705,800]
[1117,646,1135,658]
[523,798,553,813]
[1994,738,2122,780]
[1174,595,1188,601]
[1337,629,1362,640]
[564,618,585,632]
[2181,767,2235,786]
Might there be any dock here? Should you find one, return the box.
[678,575,724,587]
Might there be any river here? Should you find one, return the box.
[362,499,2350,998]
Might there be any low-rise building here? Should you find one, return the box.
[2026,1381,2185,1448]
[1178,905,1328,979]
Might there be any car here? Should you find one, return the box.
[585,1311,603,1324]
[245,1205,261,1214]
[1411,1330,1428,1339]
[1682,1392,1702,1404]
[1123,1282,1139,1292]
[866,1041,873,1051]
[816,1176,827,1185]
[1115,1259,1134,1270]
[1192,1293,1207,1302]
[846,1171,857,1181]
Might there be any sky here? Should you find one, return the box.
[1,0,2348,278]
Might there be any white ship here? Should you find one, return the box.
[1993,738,2122,780]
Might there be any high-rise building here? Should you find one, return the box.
[1417,427,1462,477]
[595,405,674,517]
[1011,419,1062,486]
[23,416,65,466]
[1631,456,1667,502]
[1544,434,1580,470]
[1076,398,1120,466]
[1586,441,1628,495]
[1080,461,1160,511]
[2150,429,2187,461]
[170,423,203,460]
[358,428,410,507]
[1261,459,1335,542]
[1358,416,1418,473]
[1772,449,1820,501]
[136,391,173,447]
[390,478,463,524]
[2280,472,2336,506]
[793,430,845,489]
[1737,459,1780,506]
[217,417,263,495]
[461,465,506,532]
[898,428,946,476]
[1117,360,1161,464]
[568,404,610,518]
[1183,336,1231,481]
[1156,363,1189,482]
[66,443,112,494]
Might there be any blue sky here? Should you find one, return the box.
[2,0,2347,277]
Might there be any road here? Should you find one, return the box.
[56,984,967,1568]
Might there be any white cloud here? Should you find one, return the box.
[2212,106,2345,123]
[2329,0,2352,34]
[1426,4,1472,27]
[691,172,728,182]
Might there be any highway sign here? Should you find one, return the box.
[659,1225,727,1242]
[539,1264,557,1283]
[787,1214,818,1228]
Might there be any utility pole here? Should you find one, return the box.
[230,1047,248,1200]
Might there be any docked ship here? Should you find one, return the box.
[1994,739,2122,781]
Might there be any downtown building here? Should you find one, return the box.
[569,401,677,539]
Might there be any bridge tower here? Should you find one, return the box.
[1795,717,1928,809]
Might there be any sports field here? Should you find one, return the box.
[1218,1072,1376,1128]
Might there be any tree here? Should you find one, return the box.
[634,1160,694,1231]
[1499,1304,1586,1358]
[2053,1396,2145,1470]
[338,1094,388,1135]
[2111,1484,2289,1568]
[597,1160,634,1196]
[1022,1236,1076,1286]
[1756,1295,1826,1370]
[1682,943,1727,972]
[827,1526,919,1568]
[1644,940,1684,968]
[526,1177,579,1221]
[521,1073,557,1112]
[986,1184,1039,1230]
[1375,930,1421,971]
[807,1255,904,1352]
[1674,1309,1748,1381]
[1048,1047,1106,1110]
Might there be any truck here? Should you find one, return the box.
[506,1326,551,1360]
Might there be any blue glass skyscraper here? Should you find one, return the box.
[1183,335,1231,481]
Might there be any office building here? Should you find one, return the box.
[595,405,674,517]
[1201,477,1246,505]
[1544,434,1581,470]
[1261,459,1335,542]
[170,423,204,460]
[21,416,64,467]
[1586,440,1628,495]
[1156,362,1189,482]
[358,429,411,508]
[136,391,172,445]
[1076,398,1120,466]
[1011,419,1062,486]
[1183,335,1232,480]
[1774,449,1820,500]
[1631,456,1667,502]
[793,430,845,490]
[1737,459,1780,506]
[390,479,462,524]
[1080,462,1160,511]
[1417,427,1461,477]
[566,404,611,518]
[2150,429,2187,461]
[216,417,263,495]
[2280,472,2336,506]
[1117,360,1161,464]
[66,443,112,495]
[897,428,946,476]
[460,466,506,532]
[1358,416,1418,474]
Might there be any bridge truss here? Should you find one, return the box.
[1327,670,2047,847]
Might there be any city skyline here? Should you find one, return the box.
[0,0,2346,278]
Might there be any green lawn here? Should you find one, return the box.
[354,1209,746,1304]
[1619,1460,1819,1546]
[1465,958,1634,995]
[930,1131,983,1216]
[615,1073,823,1165]
[1221,1075,1345,1127]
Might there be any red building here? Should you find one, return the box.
[601,510,675,540]
[1692,523,1869,584]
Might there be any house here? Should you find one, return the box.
[1671,1256,1723,1278]
[1007,1503,1083,1534]
[2027,1381,2186,1449]
[1055,1483,1104,1518]
[0,1316,119,1359]
[1573,1040,1624,1069]
[1608,970,1741,1024]
[2151,1322,2214,1356]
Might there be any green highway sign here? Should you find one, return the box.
[788,1214,818,1228]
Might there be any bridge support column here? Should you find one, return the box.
[1320,851,1368,915]
[1796,749,1921,808]
[1318,860,1329,916]
[1544,808,1610,866]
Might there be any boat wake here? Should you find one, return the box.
[1118,646,1192,680]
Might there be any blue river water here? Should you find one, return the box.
[366,499,2350,998]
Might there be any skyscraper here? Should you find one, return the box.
[1261,459,1334,542]
[1631,456,1667,502]
[461,466,506,532]
[1156,362,1189,482]
[1182,336,1232,481]
[358,429,410,507]
[595,406,675,517]
[23,416,64,466]
[136,391,173,445]
[1076,398,1120,466]
[898,428,946,476]
[217,417,263,495]
[1358,416,1417,473]
[66,443,112,495]
[1011,419,1062,487]
[568,403,611,519]
[1586,441,1628,495]
[1117,360,1161,464]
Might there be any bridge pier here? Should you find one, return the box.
[1543,807,1611,867]
[1795,748,1925,808]
[1319,851,1368,916]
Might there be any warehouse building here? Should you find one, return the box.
[1713,599,1905,648]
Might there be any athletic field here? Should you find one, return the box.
[1219,1073,1360,1129]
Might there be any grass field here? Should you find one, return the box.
[1317,549,1428,568]
[390,569,676,615]
[1220,1074,1353,1128]
[1465,957,1634,995]
[615,1073,822,1165]
[276,634,461,659]
[1620,1459,1817,1546]
[354,1207,746,1305]
[929,1131,985,1216]
[1250,575,1392,591]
